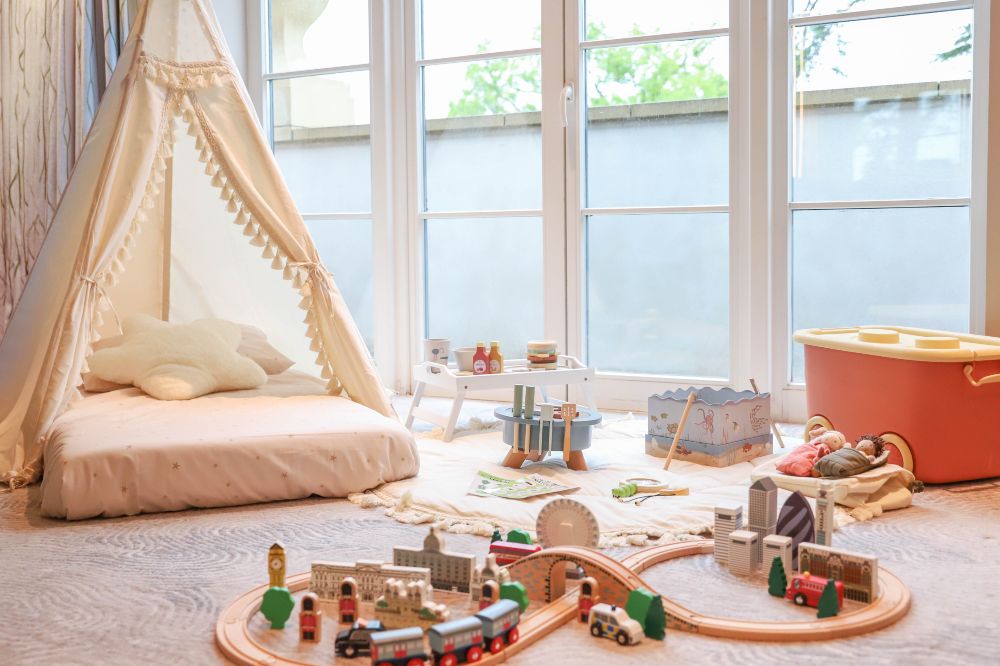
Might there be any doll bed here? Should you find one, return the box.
[39,370,419,520]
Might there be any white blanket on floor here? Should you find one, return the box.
[41,371,419,519]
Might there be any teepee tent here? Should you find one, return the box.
[0,0,393,485]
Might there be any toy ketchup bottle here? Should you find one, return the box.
[473,341,489,375]
[488,341,503,374]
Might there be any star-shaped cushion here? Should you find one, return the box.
[88,314,267,400]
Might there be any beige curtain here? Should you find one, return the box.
[0,0,132,338]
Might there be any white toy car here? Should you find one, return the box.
[588,603,644,646]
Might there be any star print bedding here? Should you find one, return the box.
[40,371,419,519]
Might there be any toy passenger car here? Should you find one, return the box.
[588,603,644,646]
[335,619,385,658]
[369,626,427,666]
[428,615,484,665]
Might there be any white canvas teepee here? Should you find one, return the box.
[0,0,393,485]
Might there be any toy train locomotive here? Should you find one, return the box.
[370,598,521,666]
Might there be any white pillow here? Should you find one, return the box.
[87,314,267,400]
[236,324,294,375]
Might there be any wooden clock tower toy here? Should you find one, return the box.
[261,542,295,630]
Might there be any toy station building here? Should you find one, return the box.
[310,560,431,602]
[393,527,476,593]
[799,542,879,604]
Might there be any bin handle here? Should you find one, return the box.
[963,364,1000,387]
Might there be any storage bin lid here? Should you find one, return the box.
[793,326,1000,362]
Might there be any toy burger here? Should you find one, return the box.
[527,340,558,369]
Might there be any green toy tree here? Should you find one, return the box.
[506,529,532,545]
[816,579,840,619]
[490,527,503,543]
[500,581,530,613]
[260,586,295,629]
[768,557,788,598]
[625,588,666,640]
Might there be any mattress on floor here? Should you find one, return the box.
[40,371,419,519]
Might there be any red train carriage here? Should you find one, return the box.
[488,541,541,566]
[475,599,520,654]
[428,616,484,666]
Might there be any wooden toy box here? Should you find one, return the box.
[646,387,772,467]
[794,326,1000,483]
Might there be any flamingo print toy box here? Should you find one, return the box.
[794,326,1000,483]
[646,387,773,467]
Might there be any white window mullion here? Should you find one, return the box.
[971,0,991,335]
[564,0,584,377]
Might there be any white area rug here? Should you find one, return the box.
[349,417,865,546]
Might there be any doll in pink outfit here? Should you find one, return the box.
[776,425,848,477]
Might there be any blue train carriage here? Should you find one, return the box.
[475,598,521,654]
[427,615,484,666]
[369,626,428,666]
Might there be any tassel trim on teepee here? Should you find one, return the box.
[176,92,347,397]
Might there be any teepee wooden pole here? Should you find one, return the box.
[663,392,697,471]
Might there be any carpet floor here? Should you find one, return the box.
[3,472,1000,665]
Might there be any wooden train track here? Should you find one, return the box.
[216,540,912,665]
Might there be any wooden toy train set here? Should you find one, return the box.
[217,494,912,665]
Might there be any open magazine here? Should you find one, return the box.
[469,470,579,500]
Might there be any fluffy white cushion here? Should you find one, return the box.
[87,314,267,400]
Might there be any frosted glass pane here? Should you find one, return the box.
[271,73,371,213]
[269,0,369,72]
[585,38,728,208]
[792,10,972,201]
[791,207,970,382]
[421,0,540,59]
[585,0,728,40]
[307,219,374,352]
[586,214,729,378]
[424,218,543,359]
[422,59,542,211]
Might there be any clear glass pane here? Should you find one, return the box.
[307,219,375,352]
[420,0,540,60]
[792,0,957,17]
[584,0,728,41]
[424,218,543,358]
[268,0,369,72]
[792,10,972,200]
[791,207,970,382]
[585,38,728,208]
[586,214,729,378]
[270,73,371,213]
[422,58,542,210]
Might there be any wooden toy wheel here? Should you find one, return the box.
[467,645,484,662]
[508,627,519,644]
[590,624,602,637]
[490,636,504,653]
[805,415,834,436]
[616,631,629,646]
[879,432,914,472]
[440,654,458,666]
[407,660,424,666]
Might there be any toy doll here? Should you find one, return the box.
[776,426,847,477]
[813,434,889,478]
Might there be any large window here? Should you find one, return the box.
[264,0,375,350]
[253,1,991,417]
[783,0,975,382]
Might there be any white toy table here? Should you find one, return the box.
[404,355,597,442]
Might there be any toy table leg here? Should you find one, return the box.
[404,381,426,429]
[501,449,529,469]
[526,451,545,462]
[567,451,588,471]
[442,387,466,442]
[579,380,597,409]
